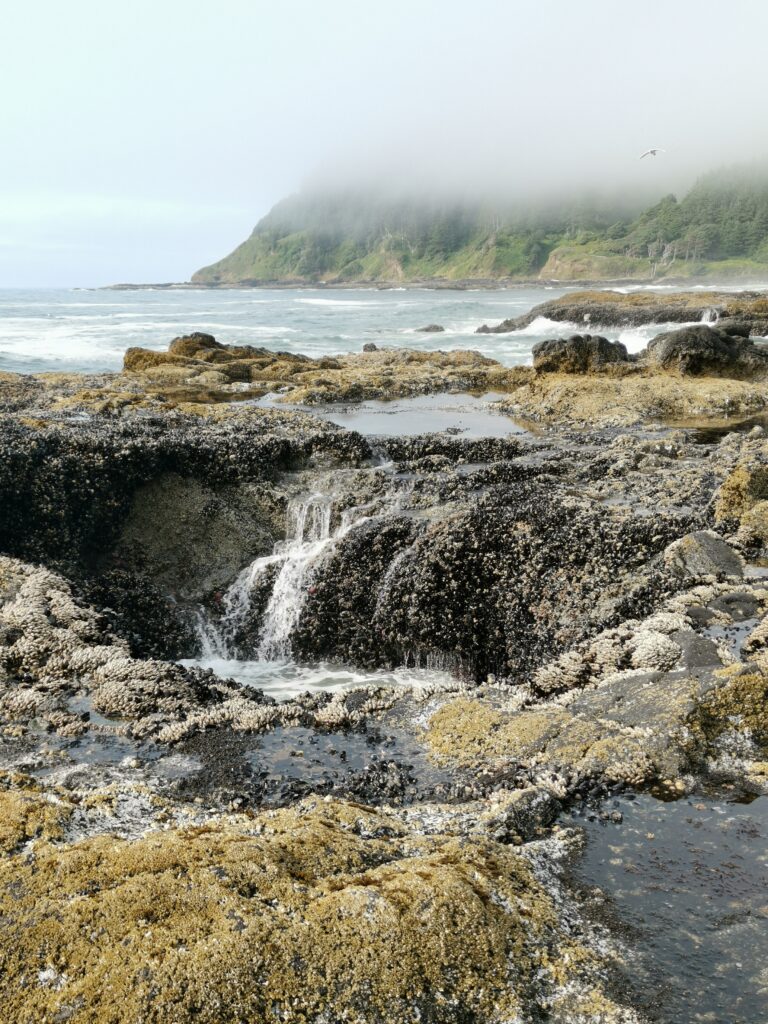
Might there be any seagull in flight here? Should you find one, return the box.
[640,148,666,159]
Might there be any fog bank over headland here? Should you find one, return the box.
[3,0,768,285]
[194,163,768,287]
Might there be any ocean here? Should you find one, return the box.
[0,284,742,375]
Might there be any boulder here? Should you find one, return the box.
[663,530,743,579]
[532,334,629,374]
[644,325,768,378]
[416,324,445,333]
[362,342,378,352]
[720,320,752,338]
[167,332,223,358]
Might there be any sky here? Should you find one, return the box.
[2,0,768,287]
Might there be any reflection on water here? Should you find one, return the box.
[571,792,768,1023]
[257,390,524,438]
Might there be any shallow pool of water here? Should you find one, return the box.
[571,792,768,1023]
[257,391,523,438]
[313,392,523,437]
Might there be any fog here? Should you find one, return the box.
[2,0,767,285]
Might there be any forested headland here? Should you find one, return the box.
[193,166,768,285]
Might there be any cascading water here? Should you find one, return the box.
[182,471,454,699]
[196,491,338,659]
[257,493,334,658]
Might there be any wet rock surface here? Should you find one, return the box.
[1,342,768,1022]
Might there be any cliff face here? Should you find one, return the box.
[192,169,768,286]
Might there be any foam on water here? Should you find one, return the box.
[5,284,768,374]
[0,285,575,373]
[180,656,456,700]
[616,320,704,354]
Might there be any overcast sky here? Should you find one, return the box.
[2,0,767,287]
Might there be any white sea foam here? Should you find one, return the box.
[616,320,704,354]
[180,656,456,700]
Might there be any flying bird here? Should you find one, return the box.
[640,148,666,159]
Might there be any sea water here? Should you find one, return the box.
[0,284,736,375]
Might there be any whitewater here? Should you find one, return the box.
[0,284,748,374]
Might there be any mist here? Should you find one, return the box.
[3,0,768,286]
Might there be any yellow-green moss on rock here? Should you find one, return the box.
[426,697,569,767]
[715,462,768,524]
[0,773,72,853]
[699,670,768,746]
[0,795,628,1024]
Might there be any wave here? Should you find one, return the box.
[297,298,382,308]
[510,315,577,336]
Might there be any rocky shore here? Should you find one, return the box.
[477,289,768,336]
[1,304,768,1022]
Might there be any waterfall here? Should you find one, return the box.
[700,307,719,324]
[196,474,407,661]
[197,551,283,658]
[257,493,334,658]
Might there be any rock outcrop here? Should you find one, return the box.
[532,334,629,373]
[2,328,768,1023]
[645,324,768,378]
[477,289,768,336]
[0,783,640,1024]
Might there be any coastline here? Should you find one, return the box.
[1,320,768,1022]
[100,275,768,292]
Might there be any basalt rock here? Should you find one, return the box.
[167,331,223,357]
[296,478,690,681]
[477,289,768,335]
[416,323,445,333]
[715,460,768,524]
[663,530,744,580]
[0,787,637,1024]
[426,578,768,792]
[644,324,768,378]
[0,413,370,574]
[532,334,629,373]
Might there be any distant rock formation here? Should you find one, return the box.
[477,290,768,336]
